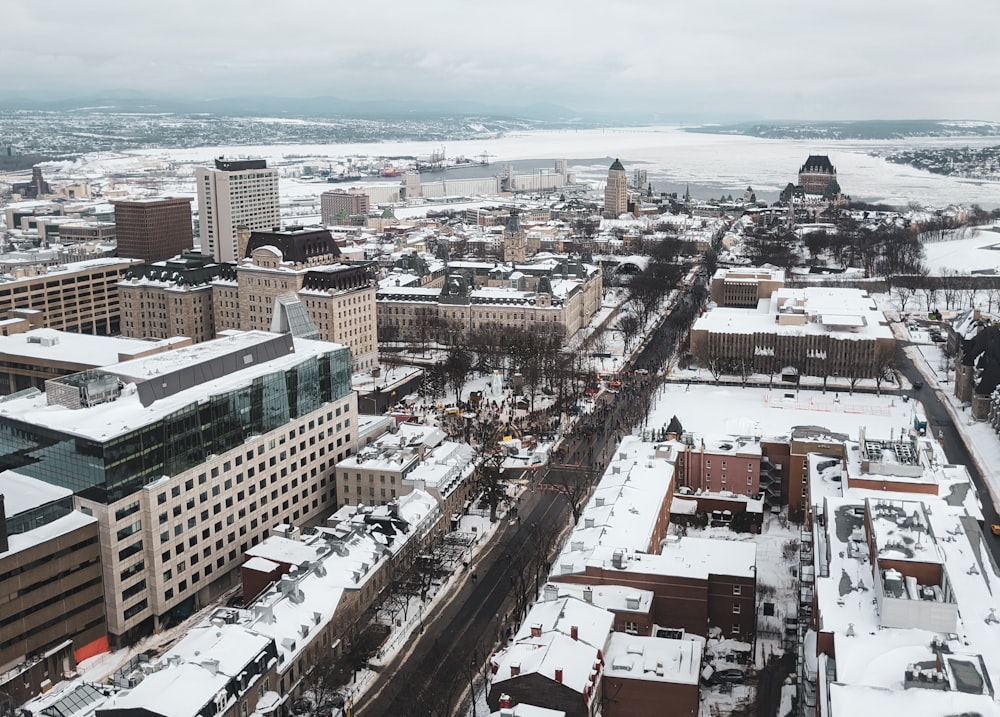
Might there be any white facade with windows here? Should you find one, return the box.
[196,161,280,263]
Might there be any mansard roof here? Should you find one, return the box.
[245,228,341,263]
[800,155,836,174]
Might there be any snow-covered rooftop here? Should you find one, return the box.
[0,331,346,441]
[99,624,273,717]
[490,631,601,697]
[572,538,757,581]
[813,490,1000,712]
[540,582,654,615]
[0,469,72,515]
[694,286,892,339]
[604,632,704,685]
[553,436,676,568]
[514,596,614,650]
[0,329,186,367]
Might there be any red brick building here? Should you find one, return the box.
[601,633,703,717]
[672,436,762,497]
[552,540,757,643]
[797,155,837,195]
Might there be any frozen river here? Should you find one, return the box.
[45,125,1000,209]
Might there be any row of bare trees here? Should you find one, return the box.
[891,272,1000,313]
[702,341,898,394]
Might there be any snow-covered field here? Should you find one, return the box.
[922,225,1000,274]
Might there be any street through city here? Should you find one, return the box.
[356,282,700,716]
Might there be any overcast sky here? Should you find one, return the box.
[4,0,999,121]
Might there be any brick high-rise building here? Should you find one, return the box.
[112,197,194,263]
[320,189,370,225]
[196,159,280,263]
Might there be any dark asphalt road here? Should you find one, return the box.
[356,489,568,717]
[356,281,699,716]
[895,343,1000,565]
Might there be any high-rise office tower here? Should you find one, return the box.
[195,159,280,263]
[0,331,355,646]
[113,197,194,263]
[604,158,628,217]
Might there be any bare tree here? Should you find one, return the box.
[873,343,896,395]
[443,347,474,404]
[615,312,641,352]
[922,283,940,313]
[987,279,1000,314]
[474,451,506,523]
[553,468,594,525]
[846,362,865,395]
[892,283,918,315]
[939,269,961,310]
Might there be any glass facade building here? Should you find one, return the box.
[0,348,351,504]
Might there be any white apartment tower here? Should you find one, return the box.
[604,158,628,217]
[196,158,280,263]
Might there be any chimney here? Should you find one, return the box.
[201,659,219,676]
[554,668,563,683]
[510,662,520,677]
[583,586,593,603]
[571,625,579,641]
[498,694,513,709]
[530,624,542,638]
[236,225,252,260]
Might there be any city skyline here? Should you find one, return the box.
[2,0,999,121]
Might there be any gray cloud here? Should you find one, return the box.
[2,0,999,119]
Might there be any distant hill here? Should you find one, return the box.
[686,119,1000,140]
[0,91,587,123]
[0,92,761,126]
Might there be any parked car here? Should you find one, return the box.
[712,668,746,684]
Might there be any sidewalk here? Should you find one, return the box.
[905,344,1000,511]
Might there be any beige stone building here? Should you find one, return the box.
[119,251,229,343]
[0,257,137,335]
[709,266,786,308]
[335,422,476,520]
[211,228,378,372]
[377,257,602,342]
[604,158,628,217]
